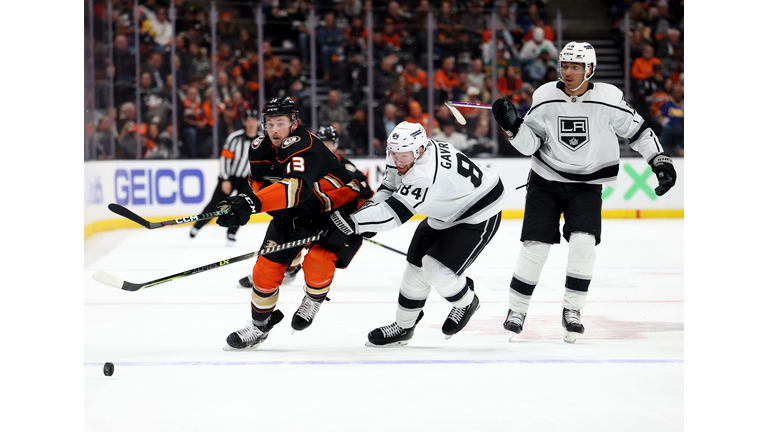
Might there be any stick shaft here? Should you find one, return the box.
[364,238,407,256]
[93,232,324,291]
[108,203,229,229]
[444,101,492,109]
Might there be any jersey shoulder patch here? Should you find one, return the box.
[251,136,265,149]
[281,135,302,148]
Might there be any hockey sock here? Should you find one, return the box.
[395,263,431,328]
[422,255,473,308]
[509,241,550,313]
[563,232,596,310]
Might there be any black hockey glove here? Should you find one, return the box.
[649,153,677,196]
[215,193,261,227]
[492,98,523,138]
[323,210,356,248]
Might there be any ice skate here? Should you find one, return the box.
[442,278,480,339]
[562,308,585,344]
[237,274,253,289]
[224,310,284,350]
[189,226,200,238]
[291,295,327,333]
[366,310,424,347]
[225,231,236,246]
[503,310,526,341]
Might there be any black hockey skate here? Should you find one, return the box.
[366,310,425,347]
[283,264,302,285]
[442,278,480,339]
[291,295,328,332]
[237,274,253,289]
[561,308,585,344]
[224,310,284,350]
[503,310,526,341]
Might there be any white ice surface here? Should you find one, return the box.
[84,219,683,432]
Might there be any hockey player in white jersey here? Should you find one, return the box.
[327,121,505,346]
[491,41,677,343]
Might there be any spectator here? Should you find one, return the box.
[117,102,147,159]
[434,1,459,57]
[404,100,431,134]
[112,34,136,103]
[373,55,399,100]
[142,6,173,48]
[217,11,238,47]
[517,3,543,36]
[523,47,556,84]
[635,63,665,117]
[202,86,225,154]
[279,57,309,100]
[628,25,651,61]
[226,91,251,130]
[459,1,487,45]
[515,83,535,118]
[649,1,679,40]
[661,44,683,80]
[345,108,370,155]
[522,18,555,43]
[381,1,409,37]
[144,121,171,159]
[318,90,351,130]
[453,85,484,131]
[434,56,459,93]
[379,18,401,52]
[631,44,662,83]
[216,43,235,71]
[215,70,235,104]
[536,65,558,88]
[137,71,168,125]
[409,0,433,54]
[657,84,683,156]
[343,0,362,19]
[466,117,494,157]
[261,41,286,95]
[432,116,470,152]
[235,28,255,58]
[655,28,682,61]
[648,76,674,134]
[497,65,524,101]
[317,13,346,81]
[94,114,117,160]
[340,31,365,99]
[143,51,167,91]
[179,85,206,158]
[467,57,486,91]
[518,27,558,63]
[188,42,211,80]
[374,103,402,153]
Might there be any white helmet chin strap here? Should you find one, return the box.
[562,64,593,92]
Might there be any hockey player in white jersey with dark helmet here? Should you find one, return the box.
[328,121,505,346]
[491,41,677,343]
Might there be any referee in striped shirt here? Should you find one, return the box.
[190,109,260,243]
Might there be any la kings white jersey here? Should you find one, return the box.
[350,140,505,232]
[510,81,664,187]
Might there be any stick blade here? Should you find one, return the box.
[444,102,467,125]
[108,203,151,228]
[93,270,128,290]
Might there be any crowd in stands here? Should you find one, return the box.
[610,0,684,155]
[88,0,683,160]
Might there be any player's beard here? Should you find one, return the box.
[397,162,415,175]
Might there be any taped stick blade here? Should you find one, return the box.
[93,270,126,289]
[444,102,467,125]
[108,203,151,228]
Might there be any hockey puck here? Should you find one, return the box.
[103,362,114,376]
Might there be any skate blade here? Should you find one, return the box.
[563,331,580,344]
[365,340,410,348]
[222,343,262,351]
[507,332,519,342]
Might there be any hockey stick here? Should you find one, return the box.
[444,101,492,126]
[364,238,407,256]
[93,231,325,291]
[108,203,229,229]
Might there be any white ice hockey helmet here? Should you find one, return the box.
[387,122,428,158]
[558,41,597,80]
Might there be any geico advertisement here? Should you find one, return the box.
[85,157,684,224]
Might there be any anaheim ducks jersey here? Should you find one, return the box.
[510,81,664,186]
[349,139,505,232]
[247,124,363,219]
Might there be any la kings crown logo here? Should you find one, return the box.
[557,116,590,151]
